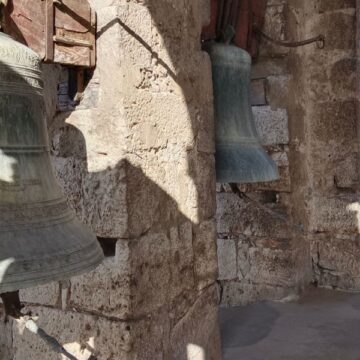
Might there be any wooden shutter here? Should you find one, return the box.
[3,0,96,67]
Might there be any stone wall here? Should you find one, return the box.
[217,0,311,306]
[1,1,222,359]
[217,0,360,306]
[291,0,359,291]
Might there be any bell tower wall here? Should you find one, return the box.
[217,0,360,306]
[1,1,222,359]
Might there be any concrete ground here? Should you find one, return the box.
[220,287,360,360]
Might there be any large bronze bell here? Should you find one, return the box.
[206,43,279,183]
[0,33,104,293]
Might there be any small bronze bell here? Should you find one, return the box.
[0,33,104,293]
[206,43,279,183]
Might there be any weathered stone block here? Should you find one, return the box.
[69,232,174,318]
[11,305,174,360]
[62,220,199,323]
[307,143,358,193]
[251,58,288,79]
[308,195,359,235]
[167,222,197,320]
[89,0,118,11]
[259,5,289,57]
[169,285,222,360]
[20,282,59,308]
[194,152,217,222]
[0,315,12,360]
[265,75,291,109]
[197,52,215,154]
[308,11,355,51]
[330,57,356,97]
[236,237,251,280]
[76,76,100,110]
[304,53,356,103]
[125,160,190,238]
[200,0,211,27]
[238,239,309,288]
[311,234,360,290]
[310,100,357,144]
[317,0,355,12]
[12,306,133,360]
[250,79,267,106]
[193,220,219,290]
[253,106,289,145]
[334,153,359,189]
[217,239,237,280]
[52,156,129,238]
[216,193,290,238]
[220,280,298,307]
[68,252,132,318]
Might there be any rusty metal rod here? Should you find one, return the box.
[254,27,325,49]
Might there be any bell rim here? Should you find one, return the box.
[0,241,104,293]
[215,144,280,184]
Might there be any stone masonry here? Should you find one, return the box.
[217,0,360,306]
[0,1,222,359]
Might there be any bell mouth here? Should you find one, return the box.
[215,143,279,183]
[0,215,104,293]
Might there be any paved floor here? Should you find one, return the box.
[220,287,360,360]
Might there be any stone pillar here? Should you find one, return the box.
[3,1,222,359]
[287,0,360,290]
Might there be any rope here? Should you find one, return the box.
[19,317,80,360]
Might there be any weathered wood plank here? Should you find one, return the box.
[3,0,46,58]
[45,0,54,62]
[55,0,92,33]
[53,27,92,67]
[3,0,95,67]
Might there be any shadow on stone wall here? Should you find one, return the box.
[1,1,222,359]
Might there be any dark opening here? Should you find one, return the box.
[58,67,95,112]
[97,237,117,257]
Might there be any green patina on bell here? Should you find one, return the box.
[206,43,279,183]
[0,33,103,293]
